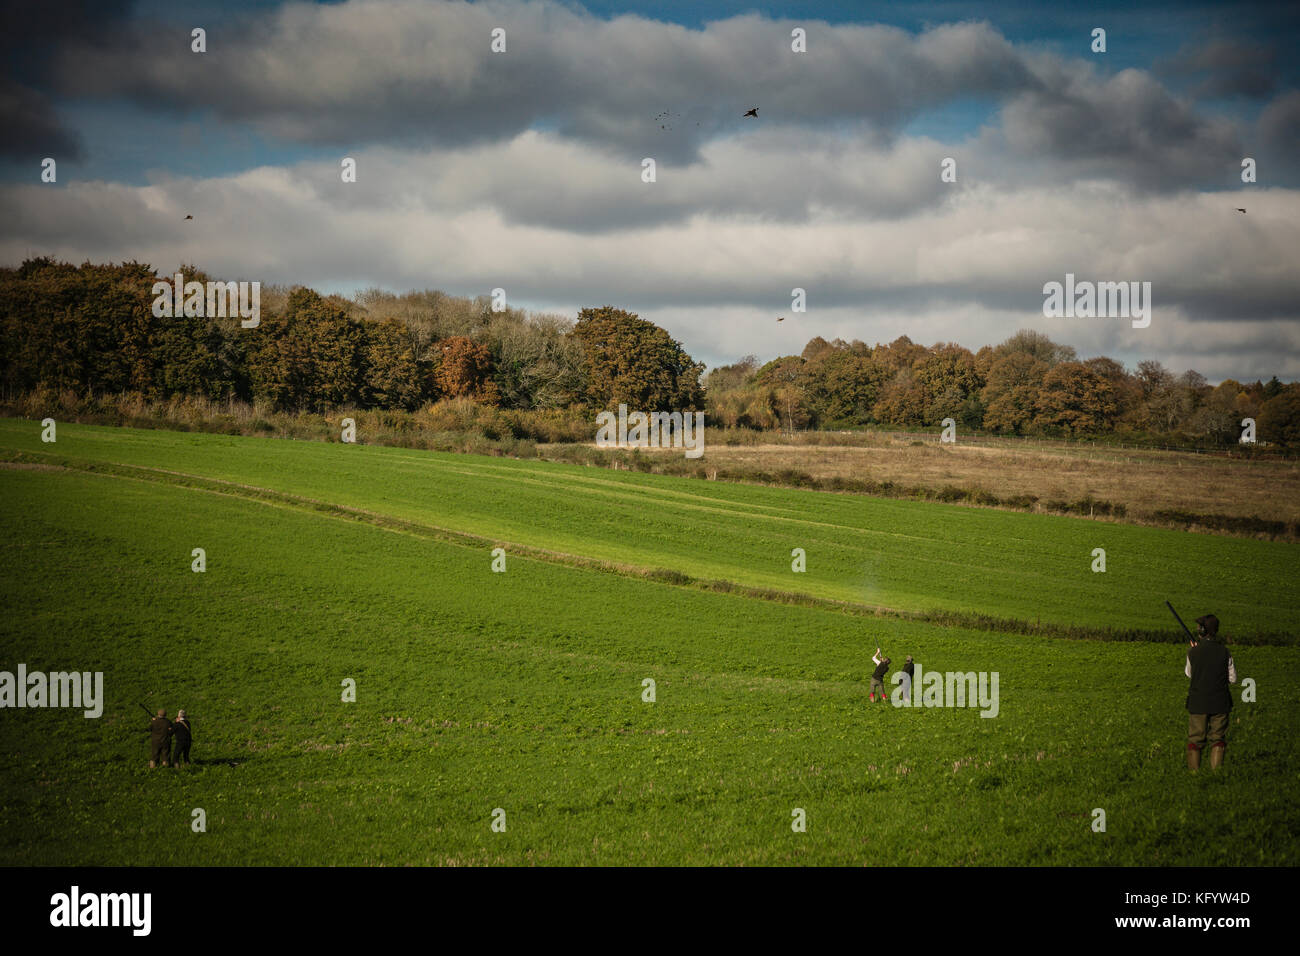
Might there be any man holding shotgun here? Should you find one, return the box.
[142,703,173,769]
[869,647,890,703]
[1168,603,1237,771]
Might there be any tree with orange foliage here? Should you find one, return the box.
[1033,362,1119,436]
[433,335,500,403]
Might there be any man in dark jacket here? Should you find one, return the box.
[897,655,915,703]
[148,709,172,768]
[1185,614,1237,771]
[171,710,193,766]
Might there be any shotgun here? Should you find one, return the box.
[1166,601,1196,641]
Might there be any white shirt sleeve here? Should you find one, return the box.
[1185,655,1191,679]
[872,652,882,666]
[1228,656,1237,684]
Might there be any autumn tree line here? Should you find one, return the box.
[715,333,1298,447]
[0,258,700,417]
[2,258,1297,448]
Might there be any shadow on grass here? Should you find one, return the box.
[134,755,249,769]
[188,755,247,768]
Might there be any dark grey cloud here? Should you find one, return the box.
[1259,89,1300,158]
[34,0,1250,192]
[0,79,83,160]
[0,0,136,77]
[0,0,134,161]
[999,64,1241,189]
[47,4,1037,162]
[1160,37,1277,100]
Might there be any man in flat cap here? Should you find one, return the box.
[896,654,915,703]
[1184,614,1237,770]
[148,708,172,768]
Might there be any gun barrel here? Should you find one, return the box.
[1165,601,1195,640]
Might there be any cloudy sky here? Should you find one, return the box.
[3,0,1299,380]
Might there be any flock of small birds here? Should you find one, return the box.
[653,109,680,130]
[651,106,761,130]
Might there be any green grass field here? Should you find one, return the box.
[1,419,1297,865]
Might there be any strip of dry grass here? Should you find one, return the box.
[573,434,1300,530]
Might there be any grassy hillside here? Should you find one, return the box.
[0,420,1296,639]
[1,421,1297,865]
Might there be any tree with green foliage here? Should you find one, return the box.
[915,343,983,426]
[248,287,367,412]
[755,354,812,432]
[492,313,588,409]
[792,339,876,426]
[996,329,1077,366]
[363,318,425,410]
[573,306,704,411]
[0,257,158,397]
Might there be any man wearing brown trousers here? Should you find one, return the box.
[1185,614,1236,770]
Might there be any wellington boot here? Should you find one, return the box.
[1209,745,1224,770]
[1186,746,1201,771]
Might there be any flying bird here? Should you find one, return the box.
[743,107,758,117]
[1236,208,1246,213]
[183,214,192,220]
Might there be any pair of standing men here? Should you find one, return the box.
[869,648,914,702]
[147,708,193,768]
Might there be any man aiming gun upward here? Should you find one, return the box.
[869,647,891,703]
